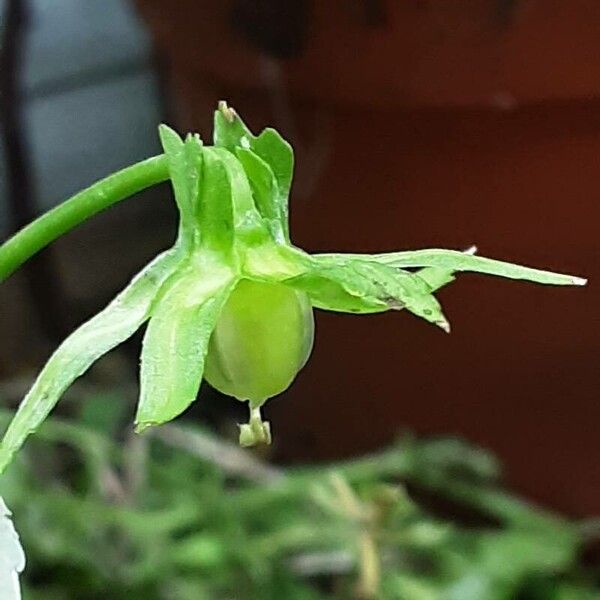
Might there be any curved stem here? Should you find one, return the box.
[0,154,169,283]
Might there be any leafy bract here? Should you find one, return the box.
[136,264,235,431]
[213,102,293,240]
[250,128,294,221]
[287,268,387,314]
[158,125,203,246]
[0,250,182,471]
[416,267,456,291]
[235,147,285,242]
[197,148,234,255]
[316,249,586,287]
[345,259,449,329]
[209,147,264,240]
[287,255,449,330]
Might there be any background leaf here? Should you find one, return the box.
[0,404,593,600]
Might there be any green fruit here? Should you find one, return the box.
[204,279,314,407]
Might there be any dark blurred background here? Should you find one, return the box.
[0,0,598,522]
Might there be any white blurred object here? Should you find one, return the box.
[0,498,25,600]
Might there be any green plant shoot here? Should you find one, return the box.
[0,102,586,468]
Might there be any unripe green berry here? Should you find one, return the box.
[204,279,314,407]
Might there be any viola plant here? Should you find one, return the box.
[0,102,586,470]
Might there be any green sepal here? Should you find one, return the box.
[135,263,236,431]
[212,102,251,151]
[210,147,269,245]
[250,128,293,230]
[197,148,234,255]
[213,101,293,240]
[348,260,449,329]
[0,250,182,472]
[287,266,387,314]
[183,133,203,219]
[296,256,449,329]
[284,254,449,329]
[416,267,456,291]
[316,249,587,287]
[235,147,285,243]
[158,125,203,246]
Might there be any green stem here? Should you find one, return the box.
[0,154,169,283]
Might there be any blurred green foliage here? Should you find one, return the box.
[0,391,597,600]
